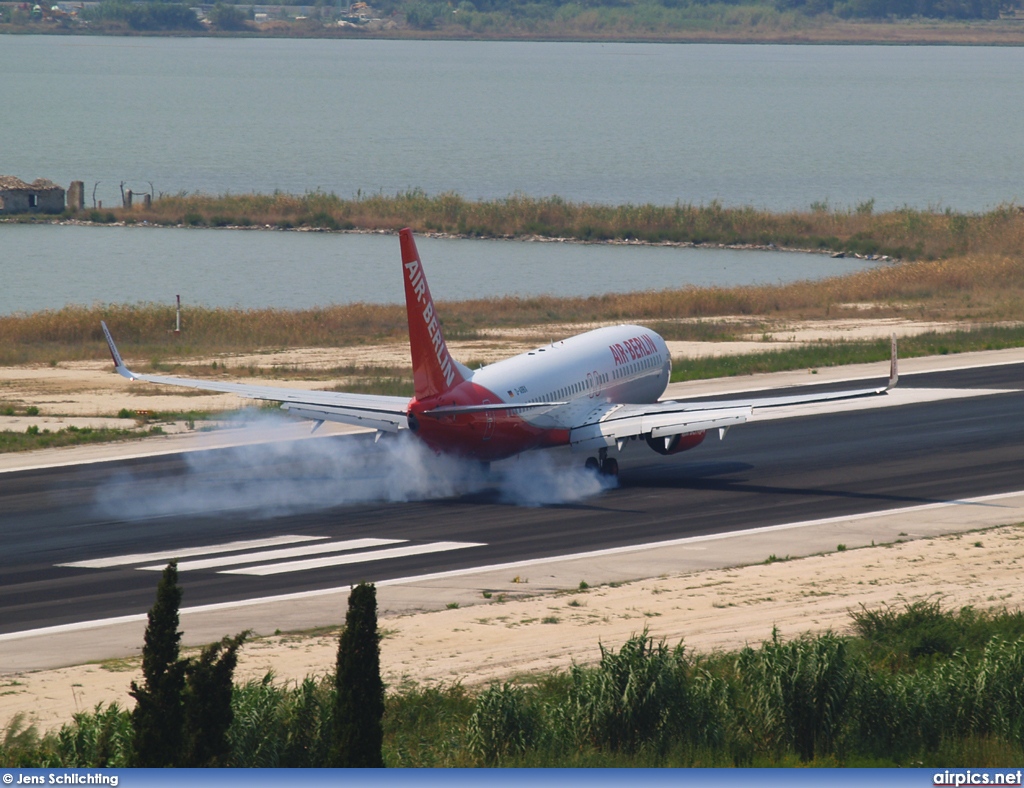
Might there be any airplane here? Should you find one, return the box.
[101,227,898,477]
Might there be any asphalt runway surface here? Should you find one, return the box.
[3,363,1024,636]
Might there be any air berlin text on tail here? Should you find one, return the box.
[404,247,456,390]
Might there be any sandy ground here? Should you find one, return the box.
[3,316,1024,734]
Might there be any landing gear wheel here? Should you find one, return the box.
[584,457,600,472]
[600,457,619,477]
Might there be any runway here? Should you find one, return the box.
[2,361,1024,639]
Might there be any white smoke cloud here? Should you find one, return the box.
[94,413,617,519]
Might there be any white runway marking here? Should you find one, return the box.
[220,541,486,576]
[58,534,327,569]
[57,535,487,578]
[138,538,405,572]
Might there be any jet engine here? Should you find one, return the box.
[645,430,706,456]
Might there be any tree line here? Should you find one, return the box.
[75,1,248,31]
[25,0,1021,33]
[775,0,1012,20]
[372,0,1023,26]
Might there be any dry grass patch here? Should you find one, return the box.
[5,252,1024,367]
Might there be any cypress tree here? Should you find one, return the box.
[331,581,384,767]
[182,631,249,767]
[129,561,186,767]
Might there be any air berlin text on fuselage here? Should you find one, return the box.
[406,258,456,386]
[609,335,658,367]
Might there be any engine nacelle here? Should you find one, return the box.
[645,430,706,456]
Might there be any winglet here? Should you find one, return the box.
[100,321,136,380]
[887,333,899,390]
[400,228,466,399]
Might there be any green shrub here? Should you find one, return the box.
[851,600,1024,669]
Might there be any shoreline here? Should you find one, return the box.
[2,216,857,260]
[4,23,1024,46]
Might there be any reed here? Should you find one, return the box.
[466,683,540,764]
[553,632,691,754]
[1,714,52,768]
[736,630,859,762]
[99,191,1024,264]
[225,674,334,767]
[55,704,132,768]
[4,252,1024,367]
[8,603,1024,768]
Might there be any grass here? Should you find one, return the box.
[0,426,165,453]
[669,325,1024,383]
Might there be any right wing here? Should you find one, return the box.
[569,335,899,453]
[569,400,753,454]
[101,322,410,433]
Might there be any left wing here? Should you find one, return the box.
[569,335,899,453]
[101,322,411,433]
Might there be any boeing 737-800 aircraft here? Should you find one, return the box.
[102,228,897,476]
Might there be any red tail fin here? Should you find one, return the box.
[400,228,465,399]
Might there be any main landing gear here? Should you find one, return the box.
[585,448,619,477]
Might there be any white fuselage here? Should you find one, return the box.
[471,324,672,428]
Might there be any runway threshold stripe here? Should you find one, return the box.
[58,535,328,569]
[138,538,406,572]
[220,541,487,576]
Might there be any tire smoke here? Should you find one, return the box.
[94,414,617,519]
